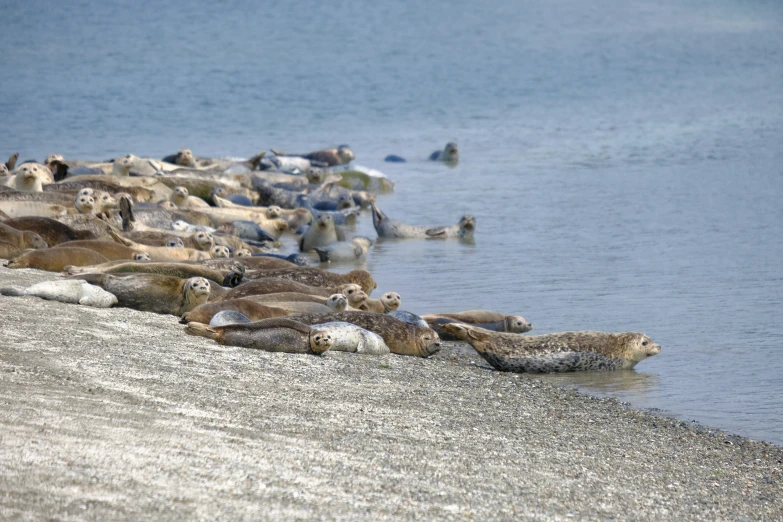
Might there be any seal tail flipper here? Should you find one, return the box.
[108,228,134,247]
[247,151,265,170]
[5,153,18,171]
[51,160,69,182]
[370,202,385,229]
[119,196,135,232]
[313,247,330,263]
[0,285,27,296]
[184,322,220,340]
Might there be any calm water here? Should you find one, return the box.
[2,0,782,444]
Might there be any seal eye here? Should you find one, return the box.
[642,341,648,346]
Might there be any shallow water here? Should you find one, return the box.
[2,0,782,444]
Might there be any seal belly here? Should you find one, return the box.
[480,351,627,373]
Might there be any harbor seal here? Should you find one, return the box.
[270,145,354,167]
[388,310,429,328]
[214,278,337,300]
[325,293,348,312]
[371,203,474,239]
[6,163,54,192]
[72,274,211,315]
[0,279,118,308]
[6,247,109,271]
[441,324,661,373]
[314,237,373,263]
[209,310,253,326]
[298,213,345,252]
[185,318,334,355]
[427,315,533,340]
[64,261,229,286]
[311,321,390,354]
[428,142,459,164]
[0,241,20,259]
[55,239,143,261]
[162,149,197,167]
[0,216,96,247]
[243,268,376,295]
[274,312,441,357]
[359,291,401,313]
[180,298,289,324]
[0,222,48,250]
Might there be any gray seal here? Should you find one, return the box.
[387,310,428,329]
[428,142,459,164]
[371,203,475,239]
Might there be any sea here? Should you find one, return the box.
[2,0,782,445]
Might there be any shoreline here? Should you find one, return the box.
[0,266,781,520]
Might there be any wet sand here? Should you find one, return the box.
[0,266,780,521]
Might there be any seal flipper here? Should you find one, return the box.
[314,247,330,263]
[5,153,18,171]
[424,227,447,238]
[119,196,135,232]
[247,151,266,170]
[184,322,220,340]
[51,160,69,182]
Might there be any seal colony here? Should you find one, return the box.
[0,144,659,371]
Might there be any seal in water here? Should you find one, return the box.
[314,237,373,263]
[0,279,118,308]
[371,203,475,239]
[269,312,441,357]
[298,213,345,252]
[185,318,334,355]
[428,142,459,164]
[383,154,406,163]
[71,274,211,316]
[309,321,390,354]
[426,315,532,341]
[441,324,661,373]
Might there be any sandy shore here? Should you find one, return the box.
[0,266,780,521]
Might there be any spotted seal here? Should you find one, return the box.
[215,278,338,300]
[441,324,661,372]
[0,279,118,308]
[64,261,229,286]
[371,203,475,239]
[243,268,376,295]
[388,310,429,328]
[55,239,143,261]
[325,293,348,311]
[185,318,334,355]
[272,312,441,357]
[208,310,254,326]
[72,273,211,315]
[5,163,54,192]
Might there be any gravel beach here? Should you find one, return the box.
[0,266,780,521]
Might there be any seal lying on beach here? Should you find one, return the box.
[271,146,355,167]
[441,324,661,372]
[185,318,334,355]
[180,298,289,324]
[359,292,401,313]
[0,222,48,250]
[311,321,390,354]
[243,268,376,295]
[6,247,110,271]
[273,312,441,357]
[73,273,211,315]
[314,237,373,263]
[1,217,96,245]
[0,279,118,308]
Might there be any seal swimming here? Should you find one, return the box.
[441,324,661,373]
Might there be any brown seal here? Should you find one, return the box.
[422,310,507,323]
[215,278,339,300]
[202,256,300,271]
[54,239,143,261]
[266,312,441,357]
[441,324,661,373]
[243,268,376,295]
[180,298,289,324]
[0,222,48,250]
[73,273,211,315]
[185,318,334,355]
[3,216,98,245]
[252,301,334,315]
[245,292,331,305]
[6,247,109,271]
[0,241,21,259]
[64,261,229,285]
